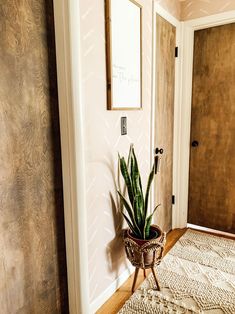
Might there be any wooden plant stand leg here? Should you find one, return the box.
[143,268,146,278]
[132,267,140,293]
[151,267,160,291]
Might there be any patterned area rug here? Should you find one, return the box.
[118,229,235,314]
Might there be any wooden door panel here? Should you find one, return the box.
[188,23,235,233]
[155,15,176,233]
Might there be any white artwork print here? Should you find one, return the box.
[111,0,141,109]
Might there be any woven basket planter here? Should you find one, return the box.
[123,225,166,269]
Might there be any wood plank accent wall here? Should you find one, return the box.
[0,1,68,312]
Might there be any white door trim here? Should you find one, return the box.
[53,1,90,313]
[187,224,235,239]
[174,10,235,229]
[151,1,182,229]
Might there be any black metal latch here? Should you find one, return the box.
[154,147,164,174]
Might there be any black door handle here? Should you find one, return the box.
[154,155,159,174]
[155,147,164,154]
[192,140,199,147]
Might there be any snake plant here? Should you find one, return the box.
[117,145,160,240]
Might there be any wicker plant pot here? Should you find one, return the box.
[123,225,166,292]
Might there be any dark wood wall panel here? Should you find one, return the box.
[188,23,235,234]
[0,1,68,313]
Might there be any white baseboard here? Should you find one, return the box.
[187,223,235,238]
[90,265,135,314]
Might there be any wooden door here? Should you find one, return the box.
[154,15,176,233]
[188,23,235,234]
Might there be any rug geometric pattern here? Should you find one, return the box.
[119,229,235,314]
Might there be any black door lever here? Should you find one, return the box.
[154,155,159,174]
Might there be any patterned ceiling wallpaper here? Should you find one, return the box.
[180,0,235,20]
[157,0,181,19]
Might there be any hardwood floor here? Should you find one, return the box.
[96,228,187,314]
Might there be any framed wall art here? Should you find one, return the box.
[105,0,142,110]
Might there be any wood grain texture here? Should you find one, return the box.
[0,1,68,313]
[154,15,176,233]
[188,23,235,234]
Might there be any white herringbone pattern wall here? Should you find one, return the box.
[157,0,181,19]
[80,0,153,302]
[79,0,235,305]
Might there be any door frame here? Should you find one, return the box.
[174,10,235,229]
[151,1,182,225]
[53,1,90,313]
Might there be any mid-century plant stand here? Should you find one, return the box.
[123,228,166,293]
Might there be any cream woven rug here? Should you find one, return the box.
[118,229,235,314]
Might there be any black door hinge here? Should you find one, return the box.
[172,195,175,205]
[175,47,178,58]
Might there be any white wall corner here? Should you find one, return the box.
[53,0,90,313]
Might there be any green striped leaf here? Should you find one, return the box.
[131,148,144,223]
[144,164,155,220]
[121,213,137,236]
[144,204,160,239]
[133,193,142,227]
[117,191,142,237]
[119,156,134,205]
